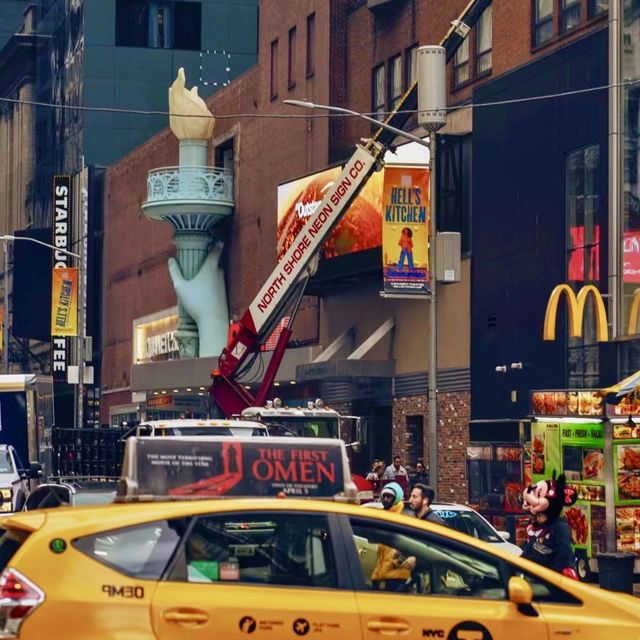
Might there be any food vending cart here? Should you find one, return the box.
[529,388,640,578]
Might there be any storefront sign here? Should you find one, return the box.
[145,331,178,358]
[50,175,73,382]
[382,167,430,294]
[146,395,173,408]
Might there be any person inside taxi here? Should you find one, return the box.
[371,482,412,591]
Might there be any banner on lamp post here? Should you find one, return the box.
[50,174,73,381]
[382,167,431,294]
[51,267,78,336]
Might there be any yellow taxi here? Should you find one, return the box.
[1,497,640,639]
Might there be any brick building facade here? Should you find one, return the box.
[102,0,610,505]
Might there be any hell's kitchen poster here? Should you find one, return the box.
[382,167,430,294]
[135,439,345,498]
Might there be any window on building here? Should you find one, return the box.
[561,0,581,32]
[566,144,602,388]
[389,54,403,109]
[372,64,385,121]
[306,13,315,77]
[270,38,278,100]
[453,35,469,86]
[589,0,608,18]
[405,44,418,90]
[288,27,297,89]
[533,0,553,46]
[115,0,201,50]
[476,4,492,75]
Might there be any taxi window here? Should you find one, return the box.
[347,518,506,599]
[167,513,338,588]
[511,567,581,605]
[73,518,188,579]
[0,529,29,573]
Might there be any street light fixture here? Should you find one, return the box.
[284,45,447,496]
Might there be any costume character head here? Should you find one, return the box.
[522,471,577,521]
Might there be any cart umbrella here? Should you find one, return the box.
[600,369,640,404]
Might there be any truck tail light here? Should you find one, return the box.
[0,568,44,638]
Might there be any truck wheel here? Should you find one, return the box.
[575,550,593,582]
[14,491,26,512]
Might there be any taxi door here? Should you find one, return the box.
[343,516,549,640]
[150,510,362,640]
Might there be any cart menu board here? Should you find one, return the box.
[613,425,640,551]
[530,421,605,552]
[530,390,603,416]
[530,421,561,483]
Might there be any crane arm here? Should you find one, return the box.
[211,0,490,416]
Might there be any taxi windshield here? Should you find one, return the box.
[433,510,502,543]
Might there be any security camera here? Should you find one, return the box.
[495,365,507,373]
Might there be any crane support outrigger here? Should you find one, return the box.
[210,0,490,418]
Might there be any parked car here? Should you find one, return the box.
[0,444,37,513]
[363,500,522,555]
[431,502,523,556]
[1,497,640,639]
[23,478,117,511]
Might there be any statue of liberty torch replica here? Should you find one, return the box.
[142,68,233,358]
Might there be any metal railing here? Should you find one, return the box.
[146,166,233,205]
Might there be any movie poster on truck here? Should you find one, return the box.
[382,167,430,294]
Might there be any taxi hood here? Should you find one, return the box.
[116,435,358,503]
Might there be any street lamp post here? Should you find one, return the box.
[284,45,447,495]
[0,234,80,376]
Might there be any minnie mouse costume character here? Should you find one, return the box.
[522,472,579,579]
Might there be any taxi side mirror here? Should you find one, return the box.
[508,576,538,617]
[498,531,511,541]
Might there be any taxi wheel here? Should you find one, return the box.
[576,551,593,582]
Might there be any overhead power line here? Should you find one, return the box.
[0,79,637,120]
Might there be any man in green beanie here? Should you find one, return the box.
[371,482,411,591]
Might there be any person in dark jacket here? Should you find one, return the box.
[408,483,446,526]
[521,472,579,579]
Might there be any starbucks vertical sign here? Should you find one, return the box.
[50,175,73,382]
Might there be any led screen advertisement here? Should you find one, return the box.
[277,167,384,260]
